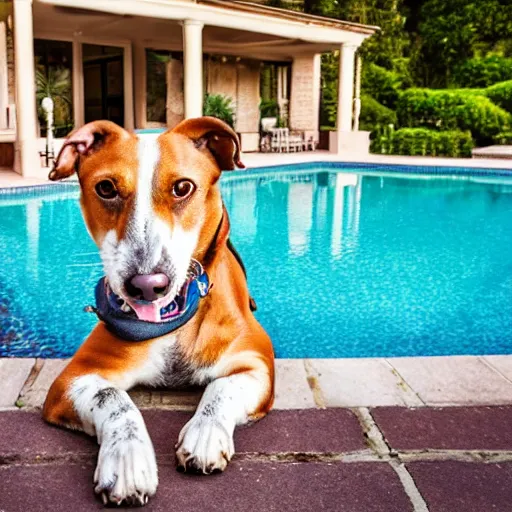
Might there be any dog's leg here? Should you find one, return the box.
[43,328,159,506]
[175,361,273,474]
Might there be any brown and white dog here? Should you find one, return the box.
[43,117,275,506]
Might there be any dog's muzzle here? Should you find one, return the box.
[88,259,210,341]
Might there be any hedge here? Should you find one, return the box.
[359,94,397,132]
[396,88,511,145]
[494,131,512,145]
[486,80,512,114]
[371,128,473,157]
[452,57,512,88]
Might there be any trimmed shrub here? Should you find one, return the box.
[396,88,511,145]
[359,94,397,133]
[486,80,512,114]
[361,63,402,108]
[372,128,473,157]
[453,57,512,88]
[494,131,512,145]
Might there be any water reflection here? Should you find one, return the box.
[222,171,362,262]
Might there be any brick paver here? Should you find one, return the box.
[372,406,512,451]
[408,461,512,512]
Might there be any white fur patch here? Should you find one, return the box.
[134,137,160,243]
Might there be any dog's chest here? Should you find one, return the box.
[138,334,214,389]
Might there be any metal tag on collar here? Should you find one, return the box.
[189,259,210,298]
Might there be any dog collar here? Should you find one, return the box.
[89,260,210,341]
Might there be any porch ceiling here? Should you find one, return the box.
[34,1,367,60]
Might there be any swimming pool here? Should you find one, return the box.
[1,162,512,358]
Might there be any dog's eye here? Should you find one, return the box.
[95,180,118,200]
[172,179,195,199]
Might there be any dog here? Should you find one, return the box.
[43,116,275,506]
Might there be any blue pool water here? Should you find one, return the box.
[1,163,512,358]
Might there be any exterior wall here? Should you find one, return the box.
[289,53,321,140]
[207,60,238,108]
[166,58,184,128]
[235,60,259,134]
[205,58,260,152]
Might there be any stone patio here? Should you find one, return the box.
[2,404,512,510]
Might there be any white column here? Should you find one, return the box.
[353,54,362,131]
[0,22,8,129]
[182,19,204,119]
[336,43,357,133]
[13,0,40,176]
[72,40,84,128]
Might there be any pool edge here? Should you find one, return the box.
[3,355,512,411]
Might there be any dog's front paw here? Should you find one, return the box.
[94,426,158,506]
[175,416,235,474]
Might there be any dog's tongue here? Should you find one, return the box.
[126,292,176,322]
[129,302,161,322]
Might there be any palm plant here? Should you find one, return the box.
[203,93,235,128]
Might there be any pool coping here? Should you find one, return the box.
[2,354,512,412]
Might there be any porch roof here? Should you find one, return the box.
[35,0,378,60]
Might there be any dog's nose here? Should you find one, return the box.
[126,273,170,302]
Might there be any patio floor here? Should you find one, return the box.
[2,405,512,511]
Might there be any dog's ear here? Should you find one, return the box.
[49,120,130,181]
[171,116,245,171]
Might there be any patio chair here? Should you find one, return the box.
[303,135,318,151]
[269,128,284,152]
[288,130,304,152]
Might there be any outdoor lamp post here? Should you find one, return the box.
[41,96,55,167]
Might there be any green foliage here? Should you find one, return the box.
[359,94,397,132]
[203,94,235,127]
[494,131,512,145]
[361,63,402,108]
[453,56,512,88]
[372,128,474,157]
[35,66,73,138]
[396,88,511,144]
[259,98,279,118]
[486,80,512,114]
[409,0,512,88]
[319,52,339,128]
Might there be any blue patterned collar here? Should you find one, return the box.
[90,260,210,341]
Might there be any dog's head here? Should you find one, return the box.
[50,117,243,318]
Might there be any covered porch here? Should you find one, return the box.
[2,0,377,177]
